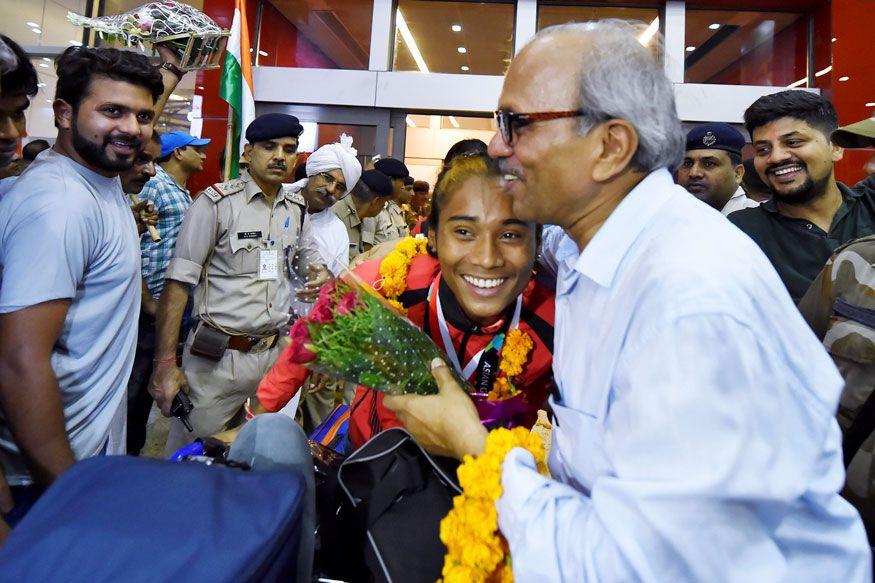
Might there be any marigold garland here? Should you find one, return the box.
[487,329,534,402]
[440,427,548,583]
[377,236,428,299]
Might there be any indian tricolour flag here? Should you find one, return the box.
[219,0,255,180]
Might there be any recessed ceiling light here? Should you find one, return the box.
[832,37,837,42]
[36,82,45,87]
[839,76,850,82]
[708,23,720,30]
[45,99,51,103]
[451,24,461,32]
[26,21,39,28]
[42,57,51,62]
[69,40,82,46]
[197,85,204,90]
[38,63,48,68]
[685,46,696,52]
[460,65,469,71]
[457,46,467,54]
[866,102,875,107]
[31,28,42,34]
[258,50,268,57]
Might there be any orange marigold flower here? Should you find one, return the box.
[440,428,548,583]
[499,329,534,378]
[377,237,428,299]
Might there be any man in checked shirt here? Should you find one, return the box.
[126,130,210,455]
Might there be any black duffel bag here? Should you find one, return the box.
[315,428,461,582]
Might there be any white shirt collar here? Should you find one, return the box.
[573,168,676,288]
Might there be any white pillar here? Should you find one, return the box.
[369,0,393,72]
[663,1,686,84]
[514,0,538,56]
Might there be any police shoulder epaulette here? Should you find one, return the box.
[283,184,306,207]
[203,178,245,203]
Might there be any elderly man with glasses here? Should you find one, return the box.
[289,135,362,278]
[383,19,870,582]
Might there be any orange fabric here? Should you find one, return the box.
[256,345,311,412]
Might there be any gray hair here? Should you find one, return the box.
[533,20,684,172]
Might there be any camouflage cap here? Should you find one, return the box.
[832,117,875,149]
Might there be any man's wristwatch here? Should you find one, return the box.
[159,61,184,81]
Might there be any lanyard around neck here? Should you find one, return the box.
[430,277,523,380]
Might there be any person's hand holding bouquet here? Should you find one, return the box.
[286,274,466,397]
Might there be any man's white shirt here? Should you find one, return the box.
[500,169,869,581]
[721,185,760,216]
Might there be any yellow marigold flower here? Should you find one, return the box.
[499,329,534,378]
[442,563,483,583]
[441,428,548,583]
[377,237,428,299]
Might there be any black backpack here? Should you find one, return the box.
[314,428,461,582]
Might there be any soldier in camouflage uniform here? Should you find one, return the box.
[799,235,875,535]
[150,114,330,454]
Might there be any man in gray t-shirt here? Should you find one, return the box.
[0,46,165,506]
[0,149,140,484]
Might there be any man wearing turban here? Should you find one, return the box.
[291,133,362,276]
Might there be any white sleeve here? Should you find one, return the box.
[498,313,858,581]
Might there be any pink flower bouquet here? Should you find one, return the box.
[287,275,466,396]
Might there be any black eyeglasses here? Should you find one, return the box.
[494,109,587,145]
[318,172,346,192]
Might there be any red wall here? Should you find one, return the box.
[191,0,336,194]
[830,0,875,186]
[706,18,807,86]
[257,1,338,69]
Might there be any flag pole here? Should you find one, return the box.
[223,104,234,181]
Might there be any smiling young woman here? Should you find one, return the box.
[256,153,556,448]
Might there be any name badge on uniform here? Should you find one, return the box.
[238,231,263,240]
[258,249,278,280]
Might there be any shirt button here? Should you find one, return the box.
[269,303,273,308]
[247,243,253,249]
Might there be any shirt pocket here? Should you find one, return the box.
[549,398,612,494]
[228,235,260,275]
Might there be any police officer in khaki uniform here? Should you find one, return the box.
[332,169,394,263]
[362,157,412,245]
[150,113,330,454]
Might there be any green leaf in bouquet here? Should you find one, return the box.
[302,277,467,396]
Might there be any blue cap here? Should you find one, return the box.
[160,131,211,158]
[685,123,745,156]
